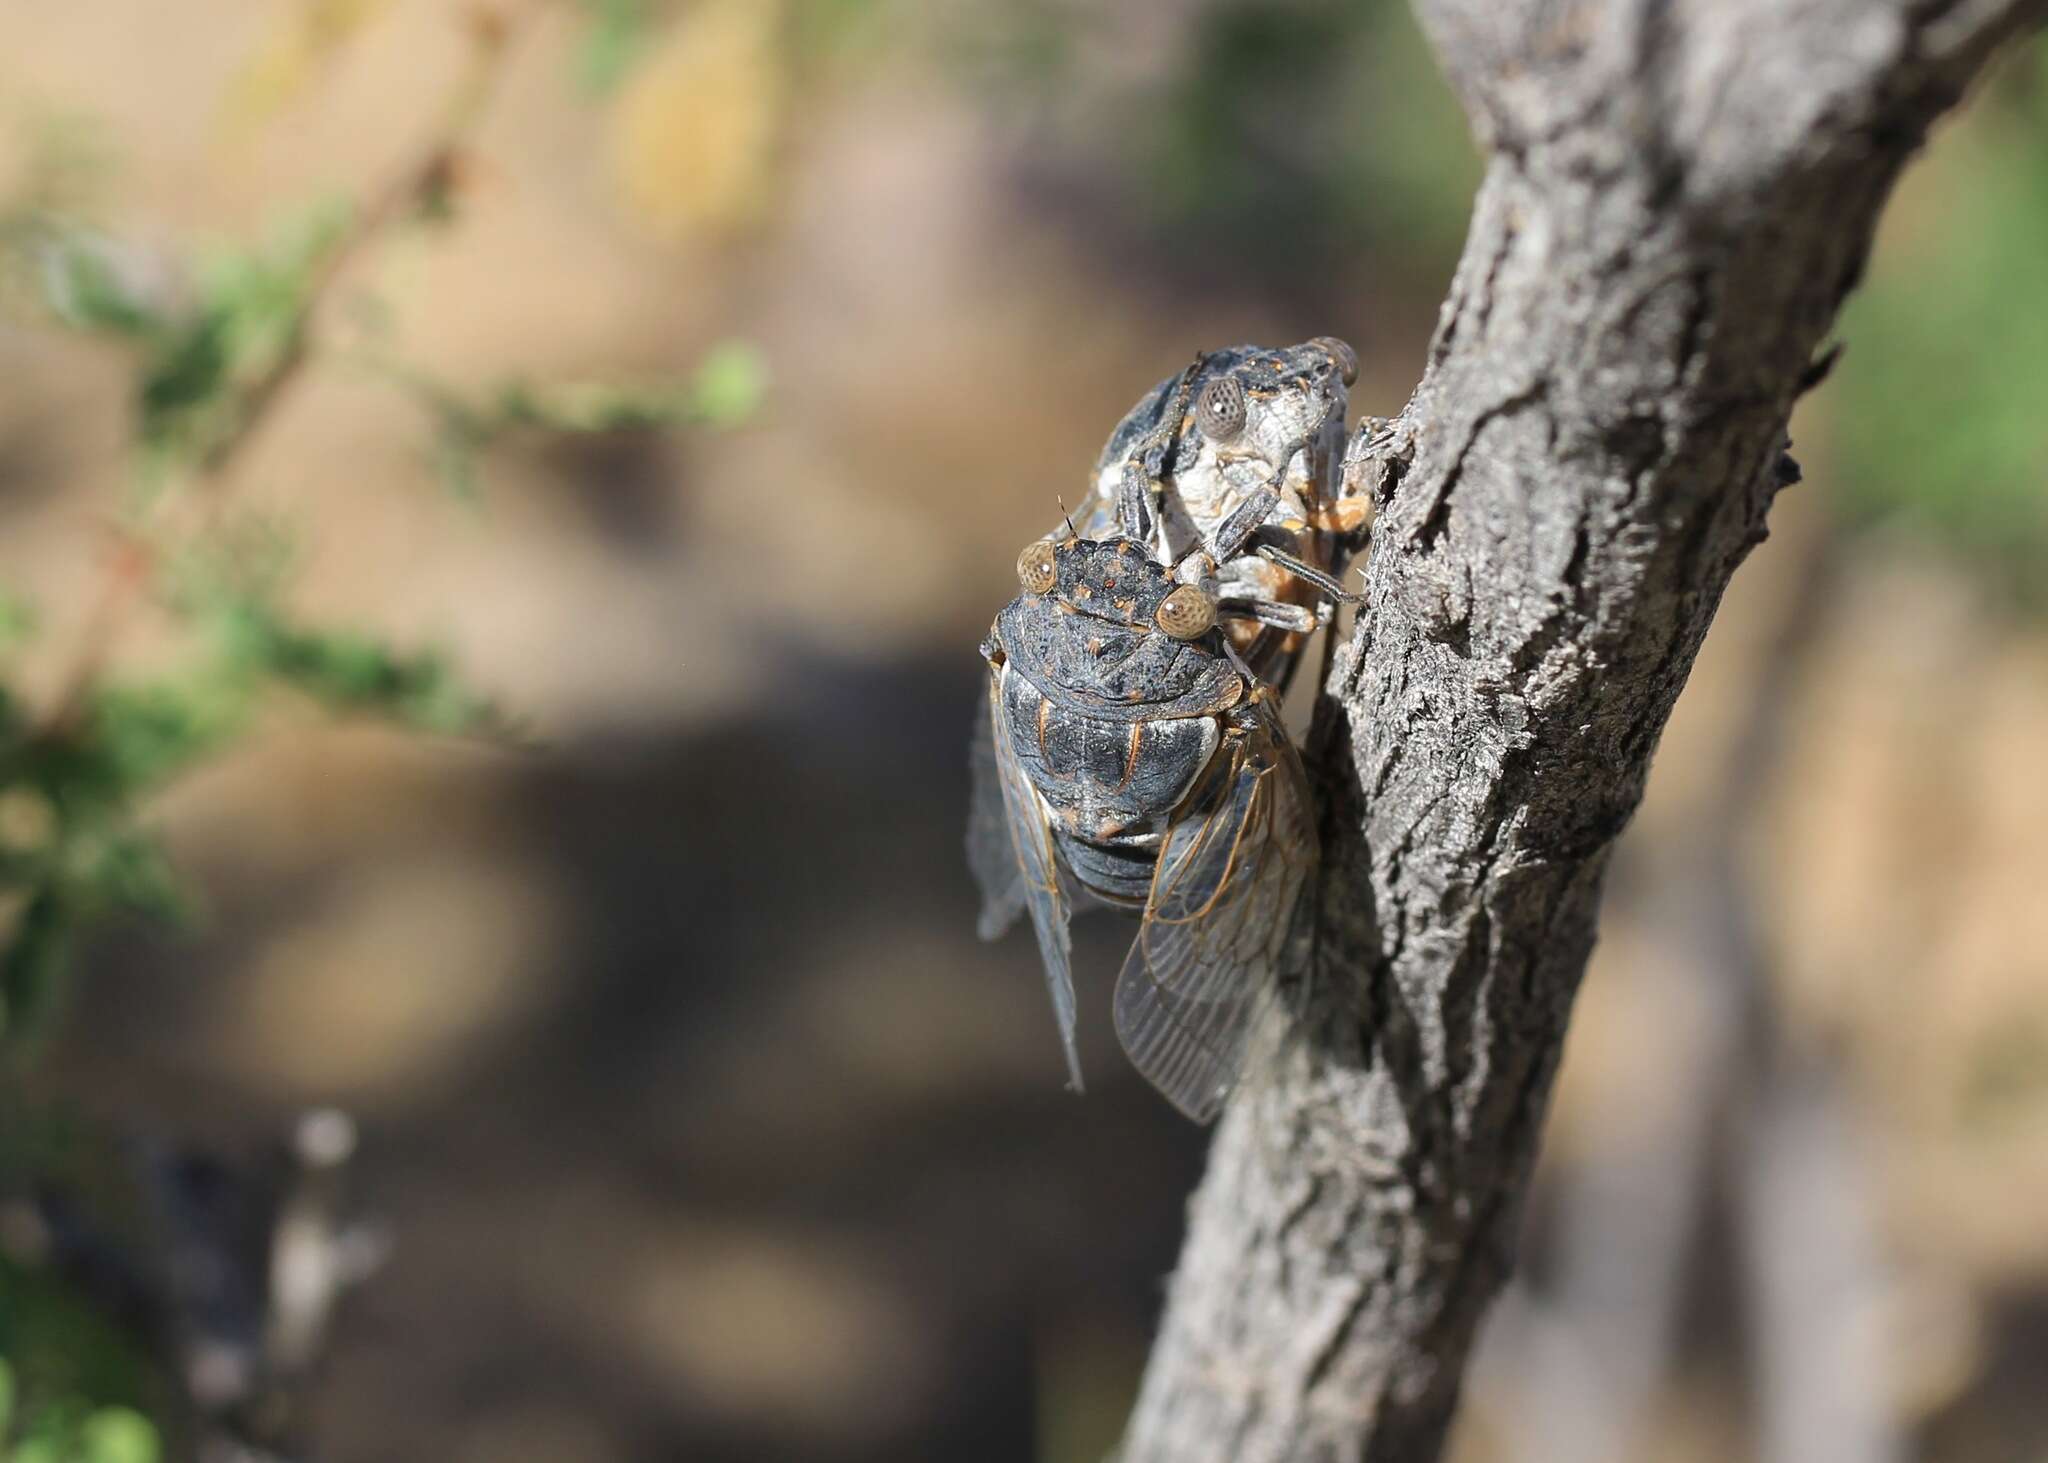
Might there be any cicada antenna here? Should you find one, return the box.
[1056,496,1079,541]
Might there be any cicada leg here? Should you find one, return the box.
[1114,355,1208,546]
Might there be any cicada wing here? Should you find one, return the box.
[967,680,1027,940]
[1112,707,1316,1122]
[980,669,1085,1092]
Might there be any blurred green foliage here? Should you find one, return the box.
[0,20,769,1448]
[1834,35,2048,604]
[32,192,368,486]
[0,537,516,1050]
[0,112,116,307]
[566,0,1477,285]
[576,0,651,96]
[0,91,762,1055]
[1146,0,1478,274]
[136,205,350,478]
[942,0,1478,285]
[0,1358,160,1463]
[0,1105,169,1461]
[572,0,894,94]
[371,339,769,499]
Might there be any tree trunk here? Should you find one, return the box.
[1121,4,2045,1460]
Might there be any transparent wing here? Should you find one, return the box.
[1113,707,1316,1122]
[978,670,1085,1091]
[966,682,1027,940]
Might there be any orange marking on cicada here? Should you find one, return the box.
[1307,497,1375,535]
[1115,721,1144,793]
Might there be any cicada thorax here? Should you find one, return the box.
[1070,340,1364,693]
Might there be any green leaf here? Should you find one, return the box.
[75,1407,159,1463]
[135,311,232,447]
[88,673,253,800]
[682,339,769,427]
[86,832,192,928]
[134,197,354,472]
[577,0,649,97]
[40,236,166,340]
[491,378,688,433]
[0,1182,165,1405]
[487,347,769,433]
[224,600,501,736]
[0,590,36,653]
[0,671,251,841]
[365,341,766,501]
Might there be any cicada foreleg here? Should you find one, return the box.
[1207,483,1282,563]
[1316,414,1400,548]
[1253,543,1363,604]
[1115,460,1155,542]
[1115,356,1208,548]
[1218,598,1317,633]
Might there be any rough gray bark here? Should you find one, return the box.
[1120,4,2045,1461]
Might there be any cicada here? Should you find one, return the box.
[968,533,1316,1121]
[1068,339,1372,691]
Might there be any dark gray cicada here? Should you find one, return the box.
[1070,339,1372,690]
[968,533,1315,1121]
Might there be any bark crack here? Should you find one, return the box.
[1408,381,1549,554]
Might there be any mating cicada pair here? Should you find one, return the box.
[968,341,1373,1121]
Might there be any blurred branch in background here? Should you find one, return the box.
[1709,535,1899,1463]
[1479,524,1905,1463]
[1474,35,2048,1463]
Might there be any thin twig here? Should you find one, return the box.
[39,3,524,734]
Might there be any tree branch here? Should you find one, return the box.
[1120,3,2045,1460]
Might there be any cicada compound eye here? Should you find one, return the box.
[1016,539,1058,595]
[1311,335,1359,386]
[1195,376,1247,442]
[1155,584,1217,641]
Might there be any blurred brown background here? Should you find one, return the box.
[1,2,2044,1460]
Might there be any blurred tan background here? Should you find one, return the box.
[1,2,2044,1460]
